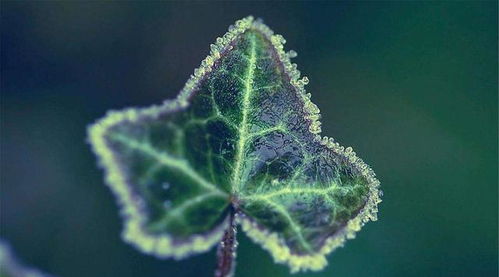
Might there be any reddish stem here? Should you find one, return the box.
[214,209,238,277]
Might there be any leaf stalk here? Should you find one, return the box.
[214,209,238,277]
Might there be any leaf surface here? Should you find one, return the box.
[88,16,381,272]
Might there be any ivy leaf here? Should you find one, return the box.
[0,239,55,277]
[88,16,381,273]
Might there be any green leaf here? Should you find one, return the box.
[0,239,54,277]
[88,16,381,272]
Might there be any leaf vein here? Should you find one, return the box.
[149,191,225,231]
[110,133,227,196]
[231,34,257,192]
[258,198,313,253]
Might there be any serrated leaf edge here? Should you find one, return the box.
[235,17,382,273]
[88,109,231,259]
[87,15,382,267]
[87,16,259,259]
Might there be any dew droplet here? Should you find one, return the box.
[287,50,298,58]
[162,182,171,190]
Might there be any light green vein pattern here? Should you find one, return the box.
[110,133,226,196]
[232,34,257,193]
[87,16,381,273]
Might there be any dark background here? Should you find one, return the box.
[1,1,497,277]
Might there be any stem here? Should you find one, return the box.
[214,209,238,277]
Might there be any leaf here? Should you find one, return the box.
[88,16,381,272]
[0,239,54,277]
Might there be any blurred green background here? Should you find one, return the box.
[1,1,497,277]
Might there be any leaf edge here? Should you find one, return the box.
[87,15,383,266]
[86,16,259,259]
[236,17,383,273]
[88,109,232,259]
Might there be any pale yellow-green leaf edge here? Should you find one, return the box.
[87,16,382,269]
[87,17,259,259]
[234,17,382,273]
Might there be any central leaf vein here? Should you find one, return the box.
[231,34,257,193]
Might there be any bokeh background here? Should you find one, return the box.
[1,1,497,277]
